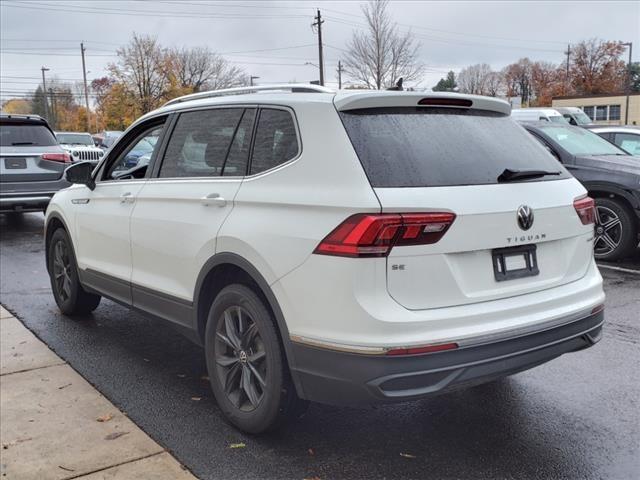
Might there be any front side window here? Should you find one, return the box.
[107,125,164,180]
[159,108,249,178]
[614,132,640,155]
[250,109,299,175]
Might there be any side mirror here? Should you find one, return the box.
[65,161,96,190]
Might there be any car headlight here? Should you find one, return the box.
[71,151,78,156]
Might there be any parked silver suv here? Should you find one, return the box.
[0,114,71,213]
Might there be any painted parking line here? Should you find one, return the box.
[597,264,640,275]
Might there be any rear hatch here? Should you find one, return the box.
[0,118,69,184]
[339,102,593,310]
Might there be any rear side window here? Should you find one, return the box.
[340,108,570,187]
[160,108,246,178]
[250,109,299,175]
[0,123,57,147]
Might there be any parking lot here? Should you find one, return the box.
[1,212,638,480]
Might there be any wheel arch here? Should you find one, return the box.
[45,211,72,274]
[193,252,304,395]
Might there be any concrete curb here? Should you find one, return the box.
[0,305,198,480]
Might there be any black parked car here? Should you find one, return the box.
[523,122,640,261]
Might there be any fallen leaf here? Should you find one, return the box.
[308,448,315,456]
[400,452,416,459]
[191,397,202,401]
[104,431,129,440]
[229,442,246,449]
[143,358,150,362]
[303,477,321,480]
[200,375,210,381]
[58,383,72,390]
[177,374,186,378]
[58,465,75,472]
[96,414,113,422]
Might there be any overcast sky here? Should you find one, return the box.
[1,0,638,102]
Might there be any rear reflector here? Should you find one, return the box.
[573,196,595,225]
[418,97,473,107]
[386,342,458,356]
[591,304,604,315]
[42,153,71,163]
[314,212,456,258]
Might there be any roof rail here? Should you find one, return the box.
[163,83,335,107]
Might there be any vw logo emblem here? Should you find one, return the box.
[517,205,534,231]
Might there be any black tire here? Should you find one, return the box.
[593,197,637,262]
[48,228,101,315]
[205,284,304,434]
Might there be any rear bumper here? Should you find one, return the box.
[290,309,603,405]
[0,179,69,212]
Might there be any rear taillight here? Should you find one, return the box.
[314,212,456,258]
[42,153,71,163]
[574,196,595,225]
[386,342,458,356]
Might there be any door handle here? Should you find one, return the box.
[201,193,227,207]
[120,192,135,204]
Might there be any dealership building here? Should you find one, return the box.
[551,92,640,125]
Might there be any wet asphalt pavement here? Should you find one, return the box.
[1,213,639,480]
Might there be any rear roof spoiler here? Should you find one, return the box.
[333,92,511,116]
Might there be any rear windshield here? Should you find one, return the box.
[0,124,57,147]
[340,108,570,187]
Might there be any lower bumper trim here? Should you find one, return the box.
[289,309,604,405]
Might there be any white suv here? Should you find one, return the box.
[45,85,605,433]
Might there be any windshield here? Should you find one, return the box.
[340,107,570,187]
[0,124,57,146]
[549,115,568,124]
[573,112,593,125]
[56,133,93,145]
[539,125,627,156]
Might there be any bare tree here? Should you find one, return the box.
[485,71,504,97]
[109,34,168,114]
[344,0,423,89]
[502,58,533,105]
[165,46,247,92]
[457,63,492,95]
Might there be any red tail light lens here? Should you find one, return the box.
[386,342,458,356]
[574,196,595,225]
[314,212,456,258]
[42,153,71,163]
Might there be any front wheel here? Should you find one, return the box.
[205,284,304,433]
[48,228,101,315]
[593,198,637,262]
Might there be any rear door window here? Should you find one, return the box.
[340,108,570,187]
[0,123,57,146]
[159,108,249,178]
[250,109,299,175]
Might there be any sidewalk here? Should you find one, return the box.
[0,305,198,480]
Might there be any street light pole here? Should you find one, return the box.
[40,66,50,120]
[80,43,91,131]
[622,42,633,125]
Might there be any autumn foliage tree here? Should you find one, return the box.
[569,39,627,94]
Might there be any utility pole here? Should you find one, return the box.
[250,75,260,87]
[80,43,91,131]
[564,44,571,95]
[312,10,325,86]
[623,42,633,125]
[40,66,50,120]
[337,60,343,89]
[48,88,56,129]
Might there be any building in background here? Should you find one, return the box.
[552,93,640,126]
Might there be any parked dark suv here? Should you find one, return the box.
[0,114,71,213]
[523,122,640,261]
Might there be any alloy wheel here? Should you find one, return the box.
[594,205,622,257]
[52,240,72,302]
[214,305,267,412]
